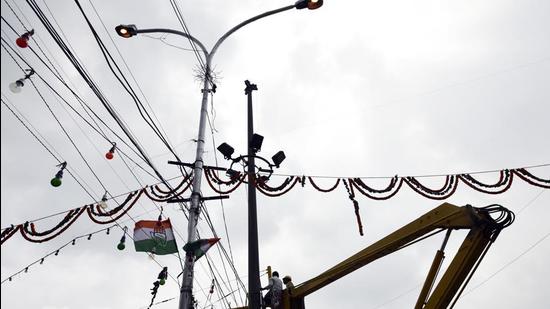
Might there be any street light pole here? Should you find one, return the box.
[115,2,323,309]
[244,80,261,308]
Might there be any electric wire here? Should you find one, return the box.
[74,0,183,166]
[6,0,66,81]
[4,76,186,279]
[206,110,243,304]
[0,18,157,178]
[168,0,206,71]
[2,0,64,81]
[87,0,176,153]
[1,96,96,201]
[26,0,182,201]
[141,33,202,51]
[26,70,108,197]
[1,223,118,284]
[460,230,550,298]
[272,163,550,180]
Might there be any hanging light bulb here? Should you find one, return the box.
[105,142,116,160]
[98,191,108,209]
[50,171,62,187]
[9,79,24,93]
[117,236,126,250]
[117,226,127,250]
[50,162,67,187]
[158,267,168,285]
[9,69,35,94]
[15,29,34,48]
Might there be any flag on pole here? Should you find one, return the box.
[134,219,178,255]
[183,238,220,260]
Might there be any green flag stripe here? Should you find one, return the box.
[134,239,178,255]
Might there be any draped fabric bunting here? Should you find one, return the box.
[1,176,191,245]
[2,166,548,244]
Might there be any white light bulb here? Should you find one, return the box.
[9,81,22,93]
[98,200,108,209]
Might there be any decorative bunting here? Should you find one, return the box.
[1,166,548,245]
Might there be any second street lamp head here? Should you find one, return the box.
[295,0,323,10]
[115,24,137,38]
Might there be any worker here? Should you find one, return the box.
[282,275,294,294]
[261,271,283,308]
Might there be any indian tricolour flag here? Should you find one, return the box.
[134,219,178,255]
[183,238,220,260]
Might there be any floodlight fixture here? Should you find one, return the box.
[272,151,286,168]
[115,24,138,38]
[295,0,323,10]
[217,143,235,160]
[250,133,264,153]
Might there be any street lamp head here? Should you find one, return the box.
[295,0,323,10]
[217,143,235,160]
[272,151,286,168]
[115,24,138,38]
[250,133,264,153]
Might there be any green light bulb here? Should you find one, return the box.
[159,278,166,285]
[117,242,125,250]
[50,177,62,187]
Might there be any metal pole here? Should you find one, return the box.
[178,71,212,309]
[245,80,261,309]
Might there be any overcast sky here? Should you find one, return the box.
[1,0,549,308]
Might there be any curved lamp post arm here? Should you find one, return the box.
[208,4,295,66]
[133,28,209,59]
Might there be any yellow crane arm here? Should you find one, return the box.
[286,202,514,309]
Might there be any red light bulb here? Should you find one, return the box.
[105,151,114,160]
[16,37,29,48]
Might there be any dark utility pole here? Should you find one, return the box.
[245,80,261,309]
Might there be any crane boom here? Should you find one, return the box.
[285,202,514,309]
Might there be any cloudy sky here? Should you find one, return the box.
[1,0,549,308]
